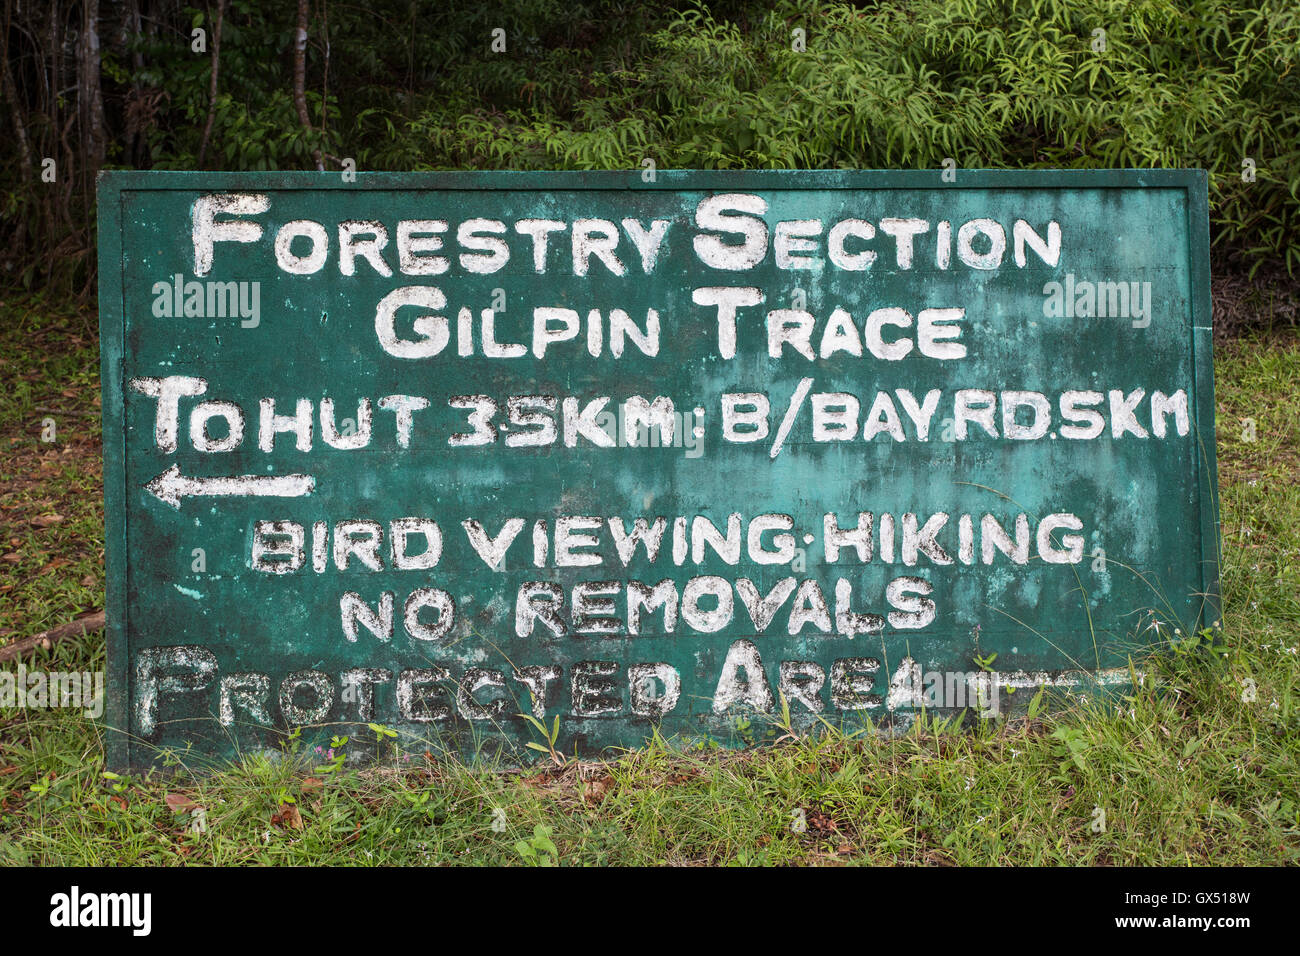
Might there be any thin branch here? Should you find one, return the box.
[0,610,105,663]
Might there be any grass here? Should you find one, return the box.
[0,293,1297,866]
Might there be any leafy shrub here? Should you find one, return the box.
[364,0,1298,274]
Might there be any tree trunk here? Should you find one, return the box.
[1,0,33,183]
[49,1,71,235]
[293,0,324,170]
[124,0,146,166]
[48,0,59,133]
[196,0,226,168]
[80,0,106,170]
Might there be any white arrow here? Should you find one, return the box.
[145,464,315,508]
[884,657,1141,712]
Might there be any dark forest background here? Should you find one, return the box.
[2,0,1297,321]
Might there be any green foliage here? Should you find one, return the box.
[3,0,1298,290]
[131,2,343,171]
[513,824,558,865]
[358,0,1299,273]
[520,712,566,766]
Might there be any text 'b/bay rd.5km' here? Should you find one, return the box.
[98,169,1218,768]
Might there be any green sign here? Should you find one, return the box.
[99,169,1218,768]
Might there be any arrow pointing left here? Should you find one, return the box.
[145,464,315,508]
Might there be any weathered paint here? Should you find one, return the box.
[98,169,1218,768]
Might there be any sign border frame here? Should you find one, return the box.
[97,168,1218,770]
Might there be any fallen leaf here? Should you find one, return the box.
[582,775,614,805]
[2,554,20,564]
[30,514,63,528]
[39,558,70,574]
[805,808,840,836]
[274,803,303,830]
[164,792,200,813]
[301,777,324,792]
[80,574,95,586]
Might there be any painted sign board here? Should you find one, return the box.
[98,169,1217,768]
